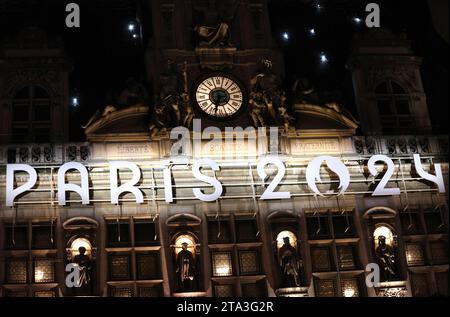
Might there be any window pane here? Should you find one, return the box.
[435,272,449,296]
[239,250,260,275]
[306,215,330,239]
[13,105,30,121]
[332,214,355,237]
[395,99,411,115]
[34,290,56,297]
[110,287,134,297]
[208,219,232,244]
[109,254,131,280]
[5,225,28,250]
[34,258,55,283]
[311,247,332,272]
[377,100,392,115]
[235,219,259,243]
[341,278,360,297]
[6,291,28,297]
[380,118,397,134]
[315,279,336,297]
[214,284,235,297]
[241,281,267,297]
[424,210,447,234]
[12,127,29,143]
[134,222,158,246]
[33,127,51,143]
[212,252,233,277]
[337,246,356,270]
[430,241,448,265]
[15,87,31,99]
[136,253,159,280]
[33,104,50,121]
[405,243,425,266]
[391,82,406,94]
[410,273,430,297]
[32,224,55,249]
[398,118,414,130]
[375,82,389,94]
[33,86,49,99]
[107,222,130,247]
[138,286,161,297]
[6,259,28,284]
[400,211,423,235]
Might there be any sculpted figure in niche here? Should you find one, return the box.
[376,235,397,282]
[278,237,301,287]
[72,246,93,295]
[176,242,196,292]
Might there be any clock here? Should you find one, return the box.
[195,75,244,118]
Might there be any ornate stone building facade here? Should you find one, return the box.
[0,0,448,298]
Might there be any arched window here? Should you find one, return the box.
[375,81,414,134]
[12,86,51,143]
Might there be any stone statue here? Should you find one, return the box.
[376,235,397,281]
[176,242,196,292]
[278,237,301,287]
[72,246,92,295]
[180,61,194,129]
[193,0,239,47]
[249,91,267,127]
[117,77,148,107]
[195,23,231,47]
[181,93,194,129]
[149,103,169,137]
[249,59,293,129]
[159,60,182,101]
[278,103,295,131]
[291,77,320,105]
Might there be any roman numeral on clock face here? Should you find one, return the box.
[196,75,244,118]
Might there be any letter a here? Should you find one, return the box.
[365,3,380,28]
[66,3,80,28]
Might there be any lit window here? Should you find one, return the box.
[341,278,360,297]
[212,252,233,277]
[405,243,425,266]
[34,258,55,283]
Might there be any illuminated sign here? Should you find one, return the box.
[5,154,446,207]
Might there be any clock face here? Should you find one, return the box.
[195,75,244,118]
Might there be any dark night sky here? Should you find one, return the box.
[0,0,448,140]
